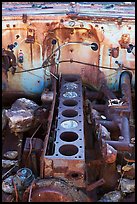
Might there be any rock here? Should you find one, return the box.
[10,98,39,112]
[5,98,40,133]
[120,178,135,193]
[98,190,122,202]
[6,109,34,133]
[3,151,18,160]
[2,176,14,194]
[2,160,18,168]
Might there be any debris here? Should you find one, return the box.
[98,190,122,202]
[2,176,14,194]
[122,163,135,172]
[120,178,135,193]
[100,125,111,140]
[3,151,18,160]
[101,140,117,163]
[117,163,135,179]
[2,160,18,168]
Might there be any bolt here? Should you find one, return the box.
[119,136,124,141]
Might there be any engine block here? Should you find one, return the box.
[44,74,85,187]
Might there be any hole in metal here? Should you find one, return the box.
[63,91,78,98]
[62,109,78,117]
[63,100,78,107]
[64,76,78,82]
[63,82,78,90]
[60,132,78,142]
[59,144,78,156]
[61,120,78,129]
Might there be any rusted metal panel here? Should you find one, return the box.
[2,2,135,98]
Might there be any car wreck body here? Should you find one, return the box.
[2,2,135,202]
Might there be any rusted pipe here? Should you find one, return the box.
[120,116,130,143]
[96,119,118,131]
[86,178,105,192]
[101,116,131,151]
[106,140,133,152]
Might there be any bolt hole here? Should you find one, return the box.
[16,34,20,39]
[70,173,79,178]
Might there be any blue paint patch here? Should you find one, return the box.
[21,71,49,95]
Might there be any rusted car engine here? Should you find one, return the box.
[2,2,135,202]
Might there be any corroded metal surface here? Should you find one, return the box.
[2,2,135,99]
[42,75,85,188]
[2,2,135,203]
[23,177,92,202]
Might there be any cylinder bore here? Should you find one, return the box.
[64,76,78,82]
[63,82,78,90]
[62,109,78,118]
[60,132,78,142]
[63,91,78,98]
[63,99,78,107]
[61,120,78,129]
[59,144,78,156]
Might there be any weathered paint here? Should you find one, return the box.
[2,2,135,97]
